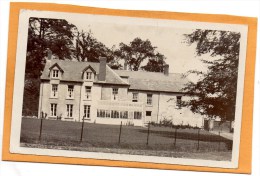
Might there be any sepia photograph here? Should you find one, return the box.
[8,9,249,168]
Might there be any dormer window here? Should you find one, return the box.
[86,72,92,80]
[52,70,59,78]
[82,66,96,81]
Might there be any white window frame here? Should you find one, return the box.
[147,94,153,106]
[134,111,142,119]
[51,84,58,98]
[67,85,74,99]
[112,88,119,101]
[111,110,119,118]
[67,104,73,118]
[52,69,59,78]
[50,103,57,117]
[84,105,91,118]
[132,93,138,102]
[85,86,92,100]
[86,72,92,80]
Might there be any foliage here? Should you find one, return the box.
[26,17,76,78]
[150,118,200,129]
[114,37,166,71]
[183,30,241,121]
[74,30,115,63]
[24,17,77,115]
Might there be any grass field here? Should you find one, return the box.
[20,118,232,161]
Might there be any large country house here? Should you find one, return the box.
[38,56,203,127]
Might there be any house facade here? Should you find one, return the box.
[38,56,203,127]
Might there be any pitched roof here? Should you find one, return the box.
[113,70,189,93]
[41,59,128,85]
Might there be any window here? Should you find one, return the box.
[86,72,92,80]
[176,96,182,108]
[120,111,128,119]
[97,109,110,118]
[111,110,119,118]
[134,111,142,119]
[85,86,91,100]
[52,70,59,78]
[84,105,91,118]
[112,88,119,100]
[51,84,58,98]
[67,104,73,118]
[50,103,57,116]
[105,110,110,118]
[67,85,74,99]
[132,93,138,102]
[146,111,152,116]
[147,94,153,105]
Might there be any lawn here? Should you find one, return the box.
[20,118,232,161]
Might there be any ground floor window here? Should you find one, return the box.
[84,105,91,118]
[134,111,142,119]
[111,110,120,118]
[97,109,141,120]
[67,104,73,117]
[146,111,152,116]
[120,111,128,119]
[50,103,57,116]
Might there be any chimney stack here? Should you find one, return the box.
[47,48,52,60]
[163,64,169,76]
[99,57,107,81]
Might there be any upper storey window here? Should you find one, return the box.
[112,88,119,101]
[82,66,96,82]
[52,69,59,78]
[49,63,63,79]
[86,72,92,80]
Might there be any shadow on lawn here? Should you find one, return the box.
[138,128,233,150]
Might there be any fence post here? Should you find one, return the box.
[118,121,123,144]
[218,131,221,151]
[39,111,44,141]
[197,128,200,150]
[80,116,85,142]
[146,122,150,145]
[173,127,177,147]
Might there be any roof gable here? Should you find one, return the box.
[82,65,96,74]
[41,60,128,85]
[49,63,64,73]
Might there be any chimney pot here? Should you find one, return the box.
[163,64,169,76]
[99,57,107,81]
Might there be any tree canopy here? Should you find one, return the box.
[183,30,241,121]
[114,37,166,71]
[26,17,76,78]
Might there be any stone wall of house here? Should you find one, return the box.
[126,91,204,127]
[39,81,81,121]
[158,92,204,127]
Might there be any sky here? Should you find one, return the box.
[62,13,209,74]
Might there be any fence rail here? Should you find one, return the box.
[20,118,233,154]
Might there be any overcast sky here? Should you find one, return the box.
[62,13,210,74]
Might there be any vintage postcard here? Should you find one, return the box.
[2,2,257,174]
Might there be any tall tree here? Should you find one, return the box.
[183,30,241,122]
[74,30,114,63]
[115,37,166,71]
[23,17,76,115]
[26,17,76,78]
